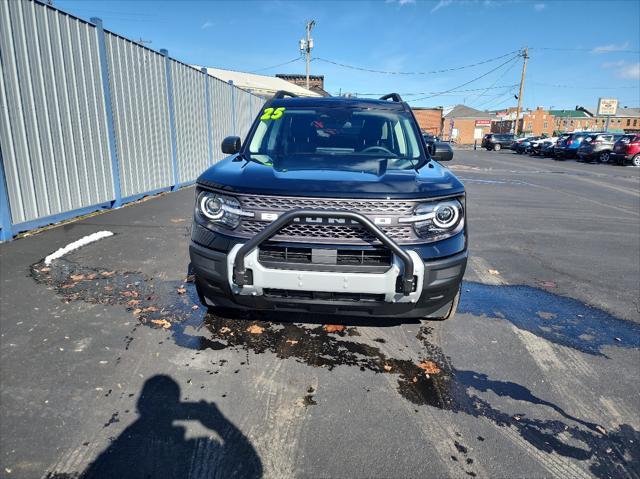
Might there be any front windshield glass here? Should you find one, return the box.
[247,107,423,172]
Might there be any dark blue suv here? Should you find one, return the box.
[189,92,467,320]
[554,132,601,159]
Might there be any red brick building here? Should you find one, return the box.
[412,107,444,136]
[492,107,554,136]
[443,105,494,144]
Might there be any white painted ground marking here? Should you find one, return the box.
[468,256,506,286]
[44,231,114,265]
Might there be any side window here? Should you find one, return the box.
[393,120,407,156]
[250,121,269,152]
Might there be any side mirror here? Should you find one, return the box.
[221,136,241,155]
[431,145,452,162]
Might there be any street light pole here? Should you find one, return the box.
[513,47,529,136]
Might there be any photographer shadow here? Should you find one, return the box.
[83,375,262,479]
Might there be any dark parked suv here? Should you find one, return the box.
[577,133,623,163]
[554,132,595,159]
[189,92,467,320]
[482,133,515,151]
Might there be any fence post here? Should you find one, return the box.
[201,68,214,165]
[91,17,122,207]
[160,49,180,190]
[229,80,237,136]
[0,150,14,241]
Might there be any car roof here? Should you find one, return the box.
[269,96,408,111]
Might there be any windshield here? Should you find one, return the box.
[247,107,424,172]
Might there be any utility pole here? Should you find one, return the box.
[513,47,528,136]
[299,20,315,90]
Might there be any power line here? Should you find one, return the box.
[348,84,519,97]
[531,46,640,54]
[467,56,520,106]
[312,50,519,76]
[476,87,519,109]
[408,54,521,102]
[249,56,303,73]
[530,80,639,90]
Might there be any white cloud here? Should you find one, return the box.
[601,59,640,80]
[201,20,214,29]
[592,42,630,54]
[399,0,417,4]
[533,3,546,11]
[430,0,503,13]
[602,60,626,68]
[431,0,453,12]
[616,63,640,80]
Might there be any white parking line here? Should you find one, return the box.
[44,231,114,265]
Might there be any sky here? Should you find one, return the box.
[56,0,640,111]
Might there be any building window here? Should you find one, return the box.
[634,119,638,126]
[543,121,548,129]
[627,119,631,126]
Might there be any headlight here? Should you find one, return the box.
[195,191,252,229]
[399,199,464,241]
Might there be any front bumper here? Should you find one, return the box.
[189,209,467,318]
[190,242,466,318]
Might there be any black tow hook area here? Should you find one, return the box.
[232,209,416,296]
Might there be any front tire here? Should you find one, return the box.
[630,154,640,167]
[494,144,501,151]
[598,152,610,164]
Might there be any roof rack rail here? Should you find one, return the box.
[379,93,403,102]
[272,90,299,99]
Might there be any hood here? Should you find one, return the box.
[197,156,464,199]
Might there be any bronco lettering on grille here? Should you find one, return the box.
[258,213,393,226]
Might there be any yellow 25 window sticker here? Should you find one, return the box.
[260,107,286,121]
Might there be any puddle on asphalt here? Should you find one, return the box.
[459,281,640,356]
[31,260,640,478]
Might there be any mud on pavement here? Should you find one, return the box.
[31,259,640,479]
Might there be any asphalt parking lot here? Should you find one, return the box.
[1,150,639,479]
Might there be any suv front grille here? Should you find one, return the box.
[200,189,439,245]
[235,193,424,245]
[240,221,414,244]
[239,195,416,215]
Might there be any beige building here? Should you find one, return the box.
[199,67,321,98]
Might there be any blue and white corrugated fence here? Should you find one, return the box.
[0,0,265,241]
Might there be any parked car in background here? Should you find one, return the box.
[528,136,554,156]
[423,134,454,162]
[513,136,543,154]
[611,134,640,166]
[510,136,534,152]
[577,133,623,163]
[539,139,558,157]
[554,132,594,160]
[481,133,515,151]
